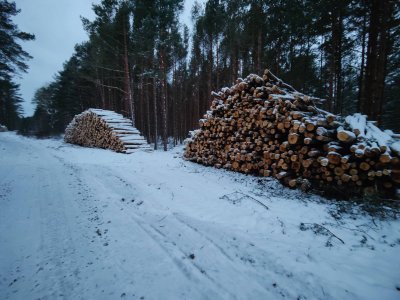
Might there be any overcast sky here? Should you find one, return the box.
[14,0,197,117]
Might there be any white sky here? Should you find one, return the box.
[14,0,198,117]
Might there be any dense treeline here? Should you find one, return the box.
[18,0,400,146]
[0,0,34,130]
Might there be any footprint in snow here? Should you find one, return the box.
[8,278,18,286]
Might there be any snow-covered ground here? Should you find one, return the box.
[0,132,399,300]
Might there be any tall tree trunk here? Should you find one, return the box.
[160,51,168,151]
[362,0,392,123]
[172,61,177,146]
[95,68,106,109]
[123,25,134,126]
[195,82,200,128]
[257,29,262,74]
[358,9,367,111]
[146,77,151,143]
[216,38,220,89]
[208,34,213,106]
[139,73,144,132]
[232,45,239,84]
[375,0,391,123]
[334,7,344,115]
[153,76,158,150]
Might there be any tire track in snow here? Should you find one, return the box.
[83,165,279,299]
[45,157,214,298]
[172,213,235,262]
[173,213,332,300]
[81,166,238,299]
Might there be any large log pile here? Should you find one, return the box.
[65,109,151,153]
[184,69,400,197]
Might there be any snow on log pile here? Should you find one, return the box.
[0,124,7,132]
[184,69,400,197]
[65,108,151,154]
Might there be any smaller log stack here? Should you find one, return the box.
[184,69,400,198]
[65,109,151,153]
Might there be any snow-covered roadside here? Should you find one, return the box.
[0,132,399,300]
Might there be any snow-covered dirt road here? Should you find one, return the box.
[0,132,399,300]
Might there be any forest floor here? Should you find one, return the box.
[0,132,399,300]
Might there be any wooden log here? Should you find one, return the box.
[337,127,356,143]
[288,133,300,144]
[327,152,341,165]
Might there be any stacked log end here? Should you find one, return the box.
[184,69,400,198]
[65,108,151,154]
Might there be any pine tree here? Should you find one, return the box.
[361,0,396,124]
[0,0,34,128]
[0,79,22,129]
[381,1,400,130]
